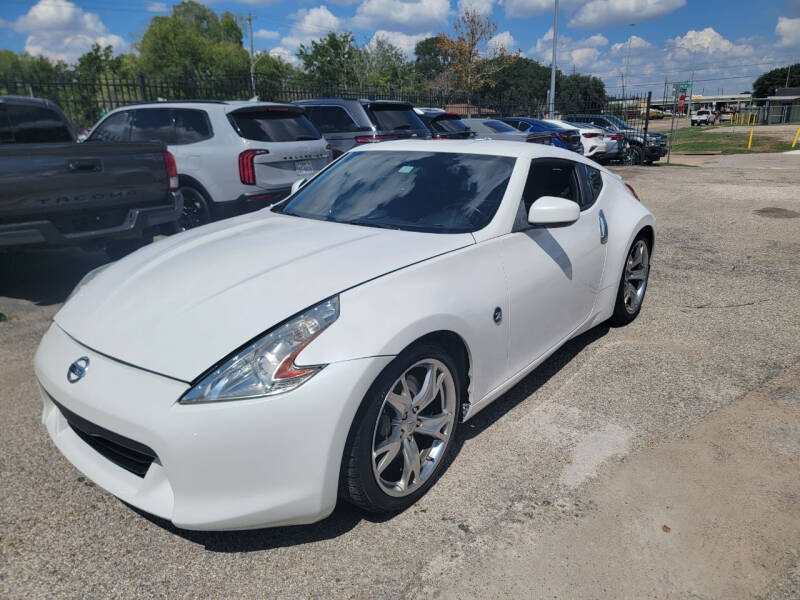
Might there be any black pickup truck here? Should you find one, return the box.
[0,96,182,258]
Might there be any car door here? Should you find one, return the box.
[501,158,608,377]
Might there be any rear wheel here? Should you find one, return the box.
[176,184,211,232]
[610,235,651,325]
[341,343,461,513]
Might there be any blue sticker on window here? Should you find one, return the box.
[398,166,413,173]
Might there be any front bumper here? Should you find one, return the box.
[0,191,183,247]
[35,323,393,530]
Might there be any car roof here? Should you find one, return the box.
[293,98,412,107]
[102,100,300,114]
[0,95,62,110]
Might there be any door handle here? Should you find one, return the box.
[599,210,608,244]
[67,159,102,172]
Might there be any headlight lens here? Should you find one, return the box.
[180,296,339,404]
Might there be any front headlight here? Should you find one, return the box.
[180,296,340,404]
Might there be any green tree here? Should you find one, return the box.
[414,36,452,82]
[360,37,412,87]
[0,50,68,81]
[136,0,248,80]
[297,32,361,88]
[753,63,800,98]
[556,72,606,113]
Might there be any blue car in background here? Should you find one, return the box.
[500,117,583,154]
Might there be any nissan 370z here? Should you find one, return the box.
[35,140,654,530]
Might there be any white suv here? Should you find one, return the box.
[87,101,331,229]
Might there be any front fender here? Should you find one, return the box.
[299,240,511,404]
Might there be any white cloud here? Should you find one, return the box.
[11,0,128,63]
[667,27,753,58]
[369,30,432,56]
[528,28,607,67]
[146,2,168,13]
[569,0,686,28]
[776,16,800,46]
[504,0,582,19]
[458,0,496,16]
[279,5,342,51]
[488,30,518,52]
[254,29,280,40]
[610,35,652,54]
[268,46,301,66]
[352,0,450,34]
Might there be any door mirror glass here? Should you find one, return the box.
[291,178,308,195]
[527,196,580,225]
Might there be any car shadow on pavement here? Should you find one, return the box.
[128,324,610,553]
[0,248,110,307]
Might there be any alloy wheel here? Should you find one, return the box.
[623,239,649,314]
[178,187,209,231]
[371,359,457,497]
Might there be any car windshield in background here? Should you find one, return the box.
[483,120,518,133]
[367,105,425,131]
[603,115,633,130]
[432,116,470,133]
[274,150,516,234]
[229,109,321,142]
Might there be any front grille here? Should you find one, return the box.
[49,393,157,478]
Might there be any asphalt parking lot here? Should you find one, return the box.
[1,153,799,599]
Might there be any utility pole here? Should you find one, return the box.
[623,23,634,98]
[246,12,257,99]
[687,70,694,118]
[549,0,558,119]
[786,65,792,88]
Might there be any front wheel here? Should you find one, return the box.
[176,185,211,232]
[341,344,461,513]
[610,235,651,325]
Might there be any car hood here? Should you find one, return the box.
[55,211,474,381]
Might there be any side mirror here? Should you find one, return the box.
[528,196,580,225]
[291,178,308,195]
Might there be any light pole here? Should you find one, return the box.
[622,23,634,98]
[549,0,558,118]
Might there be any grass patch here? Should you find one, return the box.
[0,312,15,323]
[668,126,793,154]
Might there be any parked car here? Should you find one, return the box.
[593,125,629,163]
[564,113,668,164]
[293,98,430,157]
[691,109,716,126]
[0,95,182,258]
[544,119,608,162]
[461,118,551,144]
[86,101,330,230]
[500,117,583,154]
[413,107,475,139]
[36,138,654,530]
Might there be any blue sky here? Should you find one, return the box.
[2,0,799,95]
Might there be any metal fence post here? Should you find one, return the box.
[643,91,651,140]
[138,74,148,102]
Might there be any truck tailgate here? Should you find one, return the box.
[0,141,169,222]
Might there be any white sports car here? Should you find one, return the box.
[35,140,654,530]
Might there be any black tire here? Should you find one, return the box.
[629,145,644,165]
[105,236,152,261]
[610,232,651,326]
[340,342,462,513]
[175,184,211,232]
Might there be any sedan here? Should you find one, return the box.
[35,140,654,530]
[500,117,584,154]
[462,118,551,145]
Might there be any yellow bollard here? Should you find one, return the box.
[792,126,800,148]
[748,126,754,150]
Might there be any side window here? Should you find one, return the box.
[6,103,72,143]
[522,159,581,213]
[88,111,130,142]
[130,109,175,144]
[173,109,212,144]
[305,105,361,133]
[577,163,604,210]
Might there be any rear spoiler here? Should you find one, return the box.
[228,104,305,116]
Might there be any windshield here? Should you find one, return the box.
[274,150,516,233]
[603,115,633,130]
[432,115,470,133]
[482,120,518,133]
[366,105,426,131]
[229,109,321,142]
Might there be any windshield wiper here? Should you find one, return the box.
[343,219,401,230]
